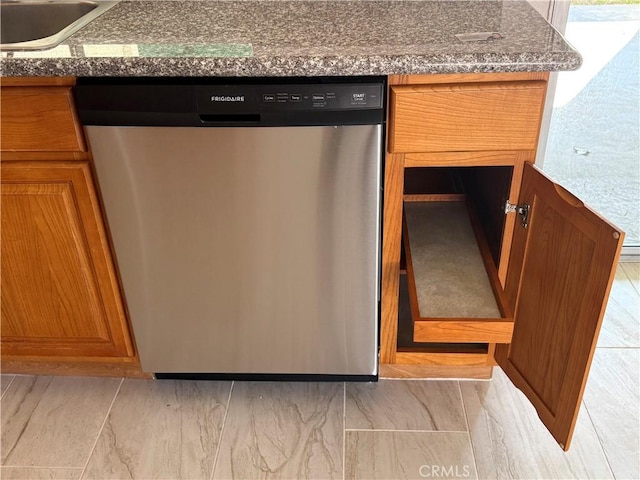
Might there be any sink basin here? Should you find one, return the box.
[1,0,118,51]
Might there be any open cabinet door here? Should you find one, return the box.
[495,163,624,450]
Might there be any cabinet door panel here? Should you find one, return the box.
[1,162,133,358]
[496,163,623,450]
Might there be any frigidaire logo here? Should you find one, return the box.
[210,95,245,102]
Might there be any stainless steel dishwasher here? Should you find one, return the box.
[75,78,384,380]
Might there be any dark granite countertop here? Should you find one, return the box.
[1,0,581,77]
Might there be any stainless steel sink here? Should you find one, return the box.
[1,0,119,51]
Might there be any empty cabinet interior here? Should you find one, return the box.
[400,167,515,348]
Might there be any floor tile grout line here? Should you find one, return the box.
[457,381,470,433]
[209,381,234,480]
[344,428,469,433]
[582,400,617,479]
[596,346,640,350]
[0,466,85,470]
[79,377,124,478]
[342,382,346,480]
[2,376,56,466]
[1,375,16,401]
[458,380,481,480]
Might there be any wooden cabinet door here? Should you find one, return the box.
[1,161,134,359]
[496,163,624,450]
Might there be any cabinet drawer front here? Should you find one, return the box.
[389,81,546,153]
[0,87,85,152]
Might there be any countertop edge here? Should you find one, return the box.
[0,52,582,78]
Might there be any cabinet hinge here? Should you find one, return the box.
[504,201,530,229]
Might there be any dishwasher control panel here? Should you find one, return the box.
[76,78,386,127]
[197,83,383,113]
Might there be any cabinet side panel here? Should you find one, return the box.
[380,153,405,364]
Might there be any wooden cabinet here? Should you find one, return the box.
[380,72,624,450]
[0,77,143,377]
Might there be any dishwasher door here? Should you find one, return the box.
[87,124,381,377]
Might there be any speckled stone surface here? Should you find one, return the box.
[0,0,582,77]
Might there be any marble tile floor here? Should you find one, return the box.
[1,263,638,480]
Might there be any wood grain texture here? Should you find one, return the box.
[497,163,624,450]
[379,364,492,379]
[382,73,549,374]
[380,153,405,364]
[1,161,134,359]
[498,155,528,285]
[0,86,86,152]
[486,343,497,366]
[1,77,76,87]
[0,358,149,378]
[403,193,466,202]
[413,319,514,343]
[395,351,489,366]
[389,72,549,86]
[2,151,90,162]
[389,81,547,153]
[405,150,524,167]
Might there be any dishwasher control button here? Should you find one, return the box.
[351,92,367,104]
[312,94,326,107]
[290,94,302,102]
[263,94,276,102]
